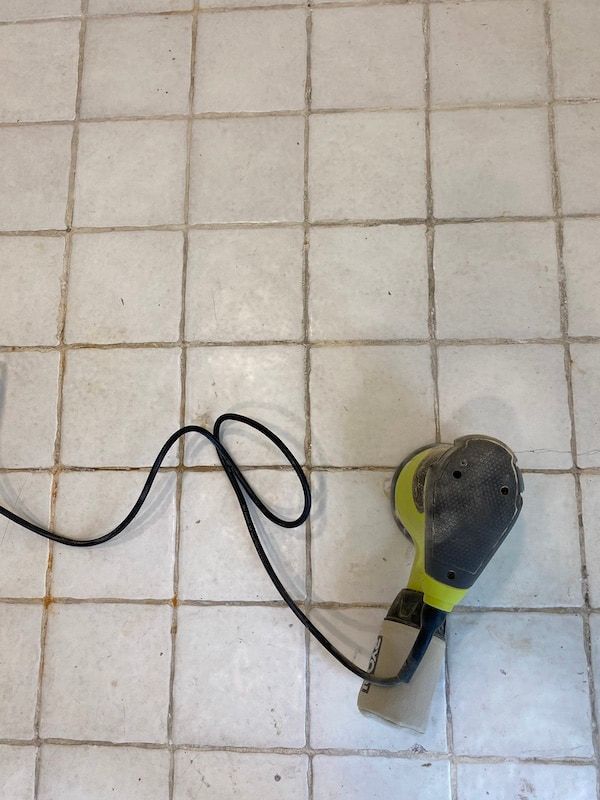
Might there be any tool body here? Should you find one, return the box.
[359,435,523,730]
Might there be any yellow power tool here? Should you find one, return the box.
[358,435,523,730]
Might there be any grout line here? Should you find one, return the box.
[4,211,600,239]
[31,6,88,797]
[544,1,600,792]
[166,4,199,799]
[301,6,315,798]
[1,97,600,131]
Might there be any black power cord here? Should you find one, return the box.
[0,413,414,687]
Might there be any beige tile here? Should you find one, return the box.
[430,0,547,106]
[457,763,597,800]
[0,237,64,346]
[449,613,593,756]
[0,125,72,231]
[38,746,170,800]
[81,16,192,117]
[0,0,79,20]
[0,20,80,122]
[0,473,51,598]
[311,472,413,604]
[311,6,425,110]
[551,0,600,99]
[571,344,600,468]
[52,471,177,598]
[66,231,183,344]
[581,476,600,608]
[435,222,560,339]
[186,228,303,342]
[309,112,426,221]
[438,345,571,469]
[313,757,451,800]
[173,606,305,746]
[309,607,448,751]
[0,746,35,800]
[564,220,600,336]
[174,752,308,800]
[310,345,435,466]
[195,9,306,113]
[74,120,187,227]
[0,352,59,469]
[309,225,429,340]
[555,104,600,215]
[179,469,305,601]
[190,116,304,223]
[89,0,191,10]
[61,348,181,467]
[185,345,306,466]
[199,0,298,7]
[0,604,42,738]
[41,604,172,742]
[431,108,553,218]
[463,474,583,608]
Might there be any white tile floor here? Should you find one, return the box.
[0,0,599,798]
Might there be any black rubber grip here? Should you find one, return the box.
[424,435,523,590]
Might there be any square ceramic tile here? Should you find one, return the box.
[199,0,298,7]
[571,344,600,468]
[311,472,413,604]
[0,352,59,469]
[0,125,72,231]
[431,108,553,218]
[309,225,429,341]
[313,756,451,800]
[38,745,170,800]
[52,471,177,598]
[179,469,305,601]
[61,348,181,467]
[311,6,424,110]
[0,603,42,738]
[430,0,547,106]
[195,9,306,113]
[66,231,183,344]
[309,112,426,221]
[81,16,192,117]
[462,474,582,607]
[186,228,303,342]
[189,117,304,223]
[0,746,35,800]
[435,222,560,339]
[184,345,305,466]
[457,763,598,800]
[449,612,593,756]
[74,120,187,227]
[555,104,600,215]
[41,603,172,742]
[590,614,600,721]
[564,220,600,337]
[310,345,435,466]
[0,236,64,346]
[173,606,305,746]
[551,0,600,99]
[174,751,308,800]
[0,473,51,598]
[438,345,571,469]
[0,0,79,20]
[309,607,448,751]
[582,477,600,608]
[90,0,191,10]
[173,750,308,800]
[0,20,80,122]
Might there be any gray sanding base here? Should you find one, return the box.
[357,619,445,732]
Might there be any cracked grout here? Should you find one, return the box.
[31,4,89,799]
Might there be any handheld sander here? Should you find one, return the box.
[0,415,523,732]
